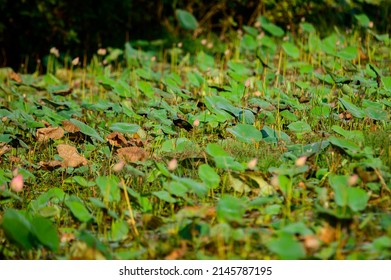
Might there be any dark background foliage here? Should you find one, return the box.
[0,0,389,71]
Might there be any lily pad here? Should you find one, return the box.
[227,124,263,143]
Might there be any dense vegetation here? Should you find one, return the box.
[1,0,390,69]
[0,2,390,260]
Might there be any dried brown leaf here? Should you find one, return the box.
[107,132,128,147]
[9,71,22,83]
[165,241,187,260]
[39,160,63,170]
[0,143,11,157]
[9,156,22,163]
[302,235,321,252]
[36,127,65,142]
[57,144,88,168]
[52,87,73,96]
[62,120,80,133]
[117,147,147,162]
[318,222,336,244]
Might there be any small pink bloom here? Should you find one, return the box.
[167,158,178,171]
[10,174,24,192]
[50,47,60,58]
[193,119,200,127]
[247,158,258,170]
[348,174,359,186]
[295,156,307,167]
[97,48,107,56]
[72,57,80,66]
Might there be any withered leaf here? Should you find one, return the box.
[62,120,80,133]
[117,147,147,162]
[165,241,187,260]
[39,160,63,170]
[51,86,73,96]
[57,144,88,168]
[107,132,128,147]
[36,127,65,142]
[0,142,11,157]
[318,222,336,244]
[9,71,22,83]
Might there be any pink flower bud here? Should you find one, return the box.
[247,158,258,170]
[10,174,24,192]
[295,156,307,167]
[167,158,178,171]
[72,57,80,66]
[193,119,200,127]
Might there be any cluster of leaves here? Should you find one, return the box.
[0,14,390,260]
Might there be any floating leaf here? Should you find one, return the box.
[164,181,188,198]
[153,190,177,203]
[355,14,371,27]
[243,173,275,196]
[332,126,364,142]
[110,220,129,241]
[364,107,388,121]
[216,195,246,223]
[206,143,229,157]
[72,176,95,187]
[238,109,255,124]
[338,98,365,118]
[282,42,300,59]
[329,175,369,211]
[259,16,284,37]
[176,177,208,198]
[329,136,363,157]
[347,188,369,212]
[288,121,311,133]
[300,22,315,33]
[227,124,263,143]
[96,175,121,203]
[281,222,313,236]
[37,205,61,218]
[337,46,358,60]
[65,198,94,222]
[30,216,60,251]
[329,175,349,207]
[176,9,198,30]
[1,209,33,250]
[70,118,105,142]
[382,76,391,92]
[109,123,140,134]
[241,34,257,50]
[214,156,245,172]
[267,232,306,259]
[261,125,291,143]
[198,164,220,189]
